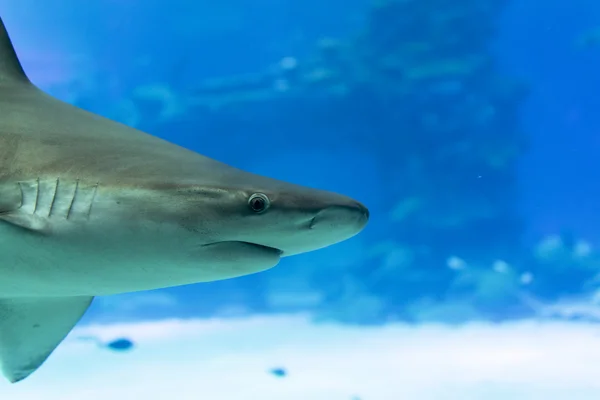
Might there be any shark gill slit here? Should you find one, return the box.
[33,178,40,214]
[48,178,59,217]
[87,183,98,219]
[16,182,24,210]
[66,179,79,220]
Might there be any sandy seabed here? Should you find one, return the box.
[1,314,600,400]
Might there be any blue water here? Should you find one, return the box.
[2,0,600,398]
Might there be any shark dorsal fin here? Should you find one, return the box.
[0,17,30,86]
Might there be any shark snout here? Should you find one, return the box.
[352,201,370,220]
[309,200,369,232]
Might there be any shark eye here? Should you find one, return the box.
[248,193,270,213]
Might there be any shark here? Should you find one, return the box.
[0,17,369,383]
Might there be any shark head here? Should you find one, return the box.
[132,171,369,258]
[76,158,370,287]
[195,180,369,258]
[0,16,370,383]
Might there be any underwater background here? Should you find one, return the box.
[2,0,600,399]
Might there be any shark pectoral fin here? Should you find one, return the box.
[0,296,93,383]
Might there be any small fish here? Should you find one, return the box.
[105,338,135,352]
[269,367,287,378]
[76,336,135,352]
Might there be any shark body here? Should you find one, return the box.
[0,17,368,383]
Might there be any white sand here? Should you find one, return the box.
[1,315,600,400]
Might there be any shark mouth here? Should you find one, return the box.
[239,241,283,255]
[202,241,283,256]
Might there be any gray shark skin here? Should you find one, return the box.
[0,17,368,383]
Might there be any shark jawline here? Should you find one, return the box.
[202,241,283,256]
